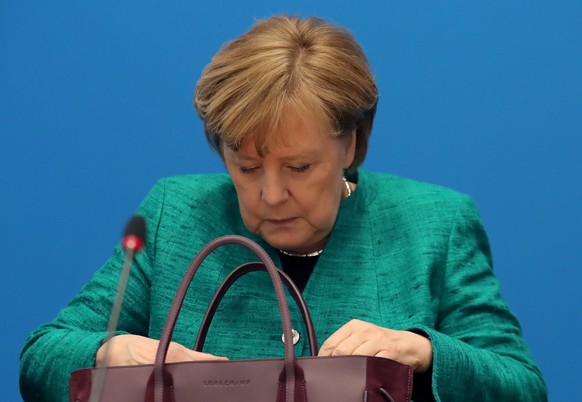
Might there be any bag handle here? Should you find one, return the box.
[151,235,298,402]
[193,262,319,356]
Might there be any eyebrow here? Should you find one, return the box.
[232,153,261,163]
[235,150,320,163]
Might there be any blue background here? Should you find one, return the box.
[1,1,580,400]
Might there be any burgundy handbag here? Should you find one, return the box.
[69,235,413,402]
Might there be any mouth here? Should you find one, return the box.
[267,217,297,227]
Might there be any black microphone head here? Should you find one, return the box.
[122,215,147,250]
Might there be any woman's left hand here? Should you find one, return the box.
[318,319,433,373]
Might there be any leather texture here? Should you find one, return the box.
[69,235,413,402]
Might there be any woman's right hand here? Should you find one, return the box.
[95,334,227,367]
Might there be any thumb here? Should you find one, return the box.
[187,350,229,361]
[179,344,228,361]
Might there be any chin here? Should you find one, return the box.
[262,233,308,253]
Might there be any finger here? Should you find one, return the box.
[352,340,388,357]
[166,342,228,362]
[318,329,354,356]
[186,350,229,361]
[330,334,375,356]
[318,319,366,356]
[375,350,397,360]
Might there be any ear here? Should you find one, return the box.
[342,129,357,169]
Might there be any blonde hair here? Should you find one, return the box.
[194,15,378,172]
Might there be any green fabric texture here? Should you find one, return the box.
[19,169,547,401]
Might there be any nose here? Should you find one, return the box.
[261,172,289,206]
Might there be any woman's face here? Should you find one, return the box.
[223,112,356,254]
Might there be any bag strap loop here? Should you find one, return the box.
[152,235,297,402]
[193,261,319,356]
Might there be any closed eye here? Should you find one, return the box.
[289,164,311,173]
[239,166,260,175]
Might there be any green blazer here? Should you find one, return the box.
[19,169,547,401]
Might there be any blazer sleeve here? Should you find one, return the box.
[19,180,166,402]
[415,196,547,401]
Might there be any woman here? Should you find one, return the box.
[20,15,547,401]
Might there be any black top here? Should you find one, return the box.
[277,252,319,292]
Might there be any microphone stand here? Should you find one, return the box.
[89,219,145,402]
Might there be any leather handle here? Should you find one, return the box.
[193,262,319,356]
[151,236,297,402]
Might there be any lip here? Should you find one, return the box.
[267,218,297,226]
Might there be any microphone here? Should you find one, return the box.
[121,214,146,251]
[89,215,147,402]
